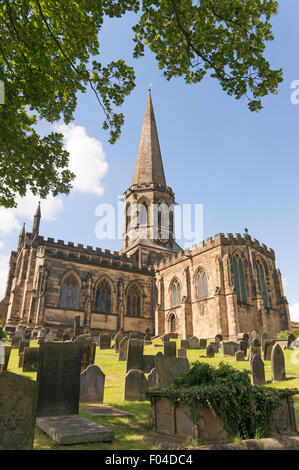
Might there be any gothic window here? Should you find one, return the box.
[60,274,79,309]
[137,202,148,227]
[126,203,131,232]
[170,314,176,332]
[95,279,111,314]
[127,284,142,317]
[257,260,269,308]
[198,270,208,299]
[171,279,181,306]
[232,255,247,304]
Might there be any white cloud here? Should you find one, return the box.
[282,277,287,289]
[290,303,299,323]
[56,124,108,196]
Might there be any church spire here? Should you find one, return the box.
[132,90,166,186]
[32,201,41,235]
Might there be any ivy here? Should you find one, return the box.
[147,362,298,440]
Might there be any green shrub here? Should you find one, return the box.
[276,330,290,340]
[0,321,6,341]
[148,362,298,440]
[292,329,299,339]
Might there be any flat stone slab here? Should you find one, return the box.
[36,415,114,445]
[81,404,133,417]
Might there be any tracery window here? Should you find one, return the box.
[198,270,208,299]
[232,255,247,303]
[95,279,111,313]
[171,279,181,306]
[127,284,141,317]
[257,260,269,308]
[60,274,79,309]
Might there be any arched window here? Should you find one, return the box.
[257,260,268,308]
[198,270,208,299]
[171,279,181,306]
[126,203,131,232]
[60,274,79,309]
[127,284,142,317]
[232,255,247,304]
[95,279,111,314]
[137,202,148,227]
[170,314,176,332]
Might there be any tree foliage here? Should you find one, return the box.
[0,0,283,207]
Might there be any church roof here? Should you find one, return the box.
[132,90,166,186]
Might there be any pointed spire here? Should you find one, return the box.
[18,223,25,249]
[32,201,41,235]
[132,90,166,186]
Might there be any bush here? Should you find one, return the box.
[0,321,6,341]
[292,329,299,339]
[149,362,298,440]
[276,330,290,340]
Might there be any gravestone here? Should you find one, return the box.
[37,327,48,339]
[215,334,223,342]
[261,332,269,352]
[147,368,159,389]
[199,338,207,349]
[74,314,81,338]
[252,338,261,347]
[0,344,11,372]
[36,342,82,417]
[189,336,199,349]
[177,348,187,358]
[99,333,111,350]
[206,344,215,358]
[18,339,30,355]
[221,341,240,357]
[0,371,37,450]
[144,327,151,342]
[126,339,144,372]
[271,343,286,381]
[15,326,25,339]
[141,355,155,373]
[118,336,129,361]
[154,354,189,389]
[287,334,296,350]
[239,340,248,356]
[18,353,24,368]
[31,329,38,340]
[80,365,105,403]
[24,329,32,340]
[248,345,261,362]
[209,342,220,354]
[237,333,249,342]
[124,369,148,401]
[80,341,96,373]
[163,340,176,357]
[11,336,21,349]
[23,347,39,372]
[251,355,265,385]
[235,350,245,361]
[180,339,189,349]
[45,331,55,342]
[264,339,275,361]
[114,331,124,353]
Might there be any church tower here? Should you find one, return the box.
[121,90,182,265]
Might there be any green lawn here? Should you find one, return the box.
[6,338,299,450]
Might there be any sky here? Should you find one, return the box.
[1,1,299,322]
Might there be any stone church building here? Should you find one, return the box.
[1,91,291,339]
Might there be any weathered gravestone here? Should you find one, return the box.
[209,341,220,354]
[235,350,245,361]
[11,336,21,349]
[163,340,176,357]
[177,348,187,358]
[114,331,124,353]
[24,329,32,340]
[154,353,189,389]
[126,339,144,372]
[74,314,81,338]
[264,339,275,361]
[221,341,240,357]
[80,341,96,373]
[0,344,11,372]
[18,352,24,368]
[251,354,265,385]
[237,333,249,342]
[141,355,155,373]
[18,339,30,355]
[239,340,248,356]
[118,336,129,361]
[199,338,207,349]
[189,336,199,349]
[124,369,148,401]
[206,344,215,358]
[271,343,286,381]
[180,339,189,349]
[147,368,159,389]
[23,347,39,372]
[252,338,261,347]
[261,332,269,351]
[287,334,296,350]
[80,365,105,403]
[0,371,37,450]
[248,345,261,363]
[45,331,55,342]
[37,327,48,339]
[215,334,223,342]
[99,333,111,349]
[36,342,82,417]
[144,327,151,342]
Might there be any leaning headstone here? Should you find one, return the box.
[36,342,82,417]
[154,354,189,389]
[287,334,296,350]
[235,350,245,361]
[264,339,275,361]
[126,339,144,372]
[180,339,189,349]
[45,331,55,342]
[124,369,148,401]
[23,347,39,372]
[99,333,111,350]
[271,343,286,381]
[11,336,21,349]
[147,368,159,389]
[118,336,129,361]
[199,338,207,349]
[206,344,215,358]
[189,336,199,349]
[209,342,220,354]
[141,355,155,373]
[177,348,187,358]
[0,372,37,450]
[251,355,265,385]
[80,365,105,403]
[18,339,30,355]
[163,340,176,357]
[114,331,124,353]
[215,334,223,342]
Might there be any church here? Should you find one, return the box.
[1,91,291,339]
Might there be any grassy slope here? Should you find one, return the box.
[6,338,299,450]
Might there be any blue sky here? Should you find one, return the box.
[1,1,299,321]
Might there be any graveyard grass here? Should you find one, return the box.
[6,338,299,450]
